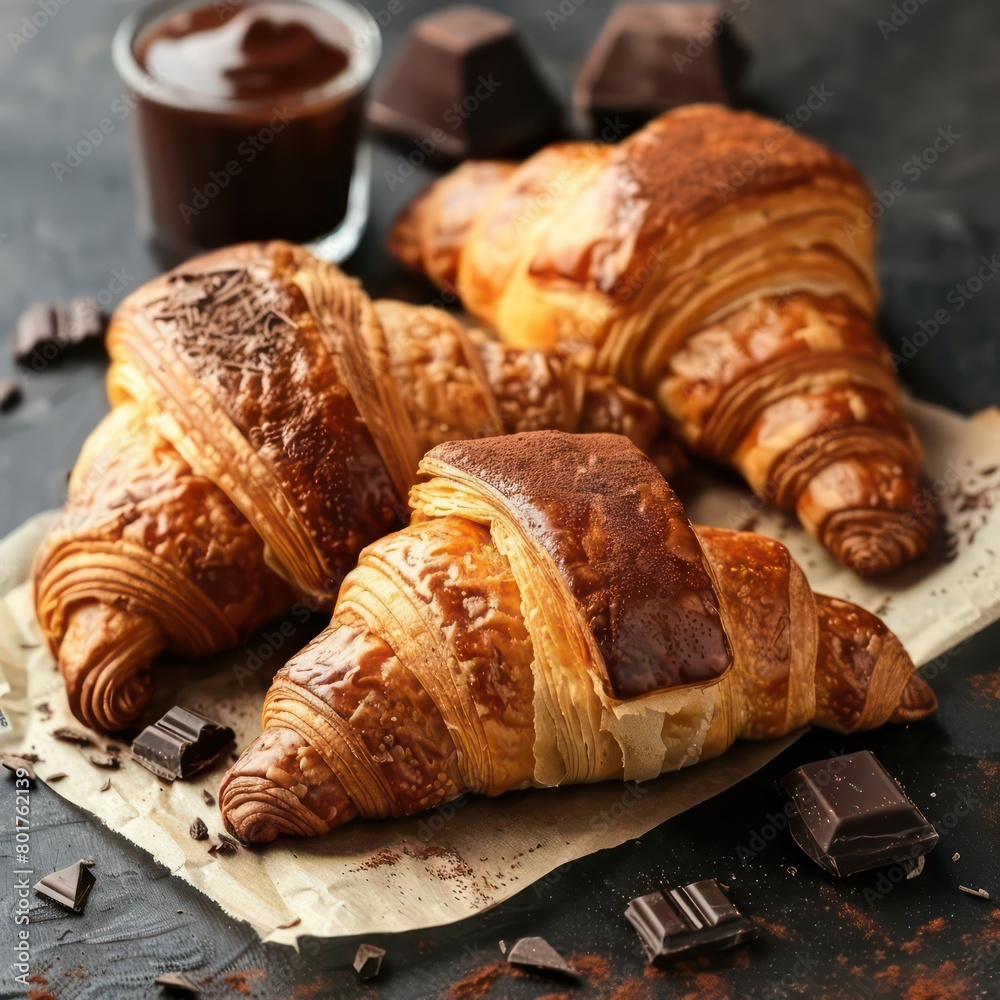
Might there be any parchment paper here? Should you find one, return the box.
[1,396,998,945]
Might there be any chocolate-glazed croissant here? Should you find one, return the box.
[34,242,660,732]
[220,431,934,844]
[390,104,935,575]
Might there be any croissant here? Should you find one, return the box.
[220,431,935,844]
[389,104,935,576]
[34,242,661,732]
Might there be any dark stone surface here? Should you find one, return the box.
[0,1,998,998]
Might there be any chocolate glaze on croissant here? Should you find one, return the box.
[390,104,935,575]
[221,431,934,844]
[35,242,661,731]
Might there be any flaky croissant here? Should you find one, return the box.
[34,242,660,732]
[220,431,935,844]
[390,104,935,576]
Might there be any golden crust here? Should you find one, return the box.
[423,430,731,699]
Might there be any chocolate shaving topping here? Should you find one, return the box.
[353,943,386,980]
[46,772,67,782]
[201,789,215,807]
[506,937,580,981]
[208,839,238,857]
[277,918,301,930]
[190,817,208,841]
[100,778,112,792]
[34,861,96,913]
[904,855,926,880]
[1,754,36,781]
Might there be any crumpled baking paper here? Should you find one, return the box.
[1,396,998,945]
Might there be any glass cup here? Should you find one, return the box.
[113,0,381,266]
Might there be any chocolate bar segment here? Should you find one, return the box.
[368,5,562,160]
[778,751,940,877]
[574,3,749,136]
[353,943,385,980]
[625,878,756,965]
[12,296,108,365]
[131,706,234,781]
[506,937,579,981]
[34,861,96,913]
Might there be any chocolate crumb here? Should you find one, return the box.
[277,918,301,930]
[0,378,21,413]
[100,778,111,792]
[959,885,991,900]
[904,855,926,880]
[190,818,208,841]
[209,839,238,857]
[46,772,68,782]
[52,726,95,746]
[953,853,961,861]
[202,789,215,807]
[88,752,120,769]
[1,754,36,781]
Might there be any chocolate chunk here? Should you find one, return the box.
[131,706,235,781]
[506,937,579,981]
[190,817,208,841]
[208,839,238,857]
[88,751,120,769]
[154,971,201,994]
[52,726,96,746]
[12,296,108,366]
[0,378,21,413]
[201,789,215,807]
[368,6,562,160]
[34,861,96,913]
[353,943,386,981]
[574,3,749,136]
[1,754,35,781]
[778,751,940,877]
[625,879,757,965]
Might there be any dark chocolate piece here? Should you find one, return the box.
[368,5,562,160]
[154,971,201,994]
[0,378,21,413]
[131,706,235,781]
[353,943,386,981]
[625,879,757,966]
[1,754,35,781]
[88,751,120,769]
[778,751,940,877]
[190,818,208,841]
[574,3,749,136]
[506,937,579,981]
[202,789,215,807]
[208,839,238,857]
[12,296,108,365]
[51,726,96,746]
[34,860,96,913]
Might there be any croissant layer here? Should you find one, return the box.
[390,104,934,574]
[221,431,933,843]
[37,243,661,731]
